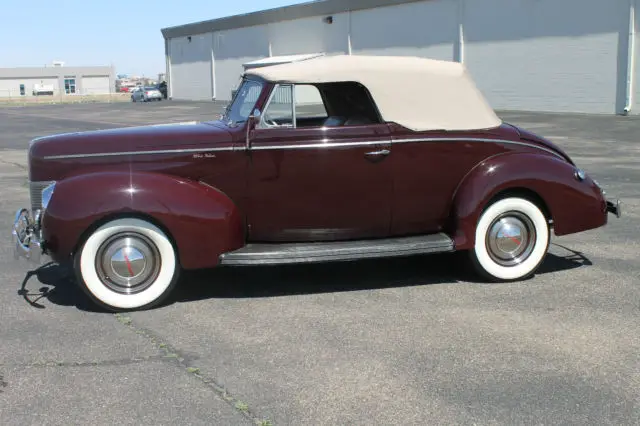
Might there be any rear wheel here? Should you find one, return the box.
[469,197,550,281]
[74,218,180,311]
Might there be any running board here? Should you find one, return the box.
[219,233,455,266]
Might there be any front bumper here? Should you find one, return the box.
[11,208,49,264]
[606,199,622,218]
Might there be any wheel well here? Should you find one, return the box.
[485,187,553,223]
[71,212,180,263]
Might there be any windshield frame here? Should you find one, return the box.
[221,77,264,127]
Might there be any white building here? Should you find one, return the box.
[0,64,116,98]
[161,0,640,115]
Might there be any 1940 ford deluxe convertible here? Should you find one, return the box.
[12,55,621,311]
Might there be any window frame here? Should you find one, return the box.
[258,81,382,130]
[258,83,296,129]
[64,78,76,95]
[222,77,264,127]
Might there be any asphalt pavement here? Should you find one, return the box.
[0,102,638,425]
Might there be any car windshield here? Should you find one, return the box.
[145,87,157,90]
[222,78,263,127]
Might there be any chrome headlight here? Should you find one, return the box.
[41,182,56,209]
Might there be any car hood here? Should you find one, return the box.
[29,121,234,161]
[503,122,574,165]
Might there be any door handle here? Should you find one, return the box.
[365,149,390,157]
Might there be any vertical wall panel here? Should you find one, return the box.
[464,0,625,114]
[268,13,350,56]
[169,33,213,100]
[269,16,326,56]
[350,0,456,60]
[323,12,350,54]
[213,25,270,101]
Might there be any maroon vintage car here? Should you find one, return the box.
[12,55,621,311]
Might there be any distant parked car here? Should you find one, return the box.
[131,86,163,102]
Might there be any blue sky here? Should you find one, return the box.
[0,0,304,77]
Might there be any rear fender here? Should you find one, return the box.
[450,152,607,250]
[42,171,244,269]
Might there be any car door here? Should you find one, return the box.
[246,83,393,242]
[389,128,502,236]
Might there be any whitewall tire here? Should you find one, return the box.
[469,197,550,281]
[74,218,180,311]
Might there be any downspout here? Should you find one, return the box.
[624,0,635,114]
[347,10,352,55]
[165,37,173,100]
[457,0,465,63]
[211,33,216,100]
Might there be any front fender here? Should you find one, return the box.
[450,152,607,249]
[42,171,244,269]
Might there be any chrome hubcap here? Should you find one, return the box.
[485,211,536,267]
[95,232,161,294]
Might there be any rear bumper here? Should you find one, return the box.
[11,208,50,264]
[606,199,622,218]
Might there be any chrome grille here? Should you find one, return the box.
[29,181,54,213]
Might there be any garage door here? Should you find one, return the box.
[82,76,111,95]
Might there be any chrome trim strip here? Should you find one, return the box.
[42,137,564,160]
[392,137,565,159]
[251,139,386,150]
[43,147,233,160]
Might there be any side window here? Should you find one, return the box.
[64,78,76,94]
[316,82,381,127]
[260,82,380,129]
[261,84,293,128]
[295,84,327,125]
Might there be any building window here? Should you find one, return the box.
[64,78,76,94]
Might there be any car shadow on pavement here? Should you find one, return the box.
[171,244,593,303]
[17,244,592,312]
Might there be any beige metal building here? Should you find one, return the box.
[161,0,640,115]
[0,64,116,98]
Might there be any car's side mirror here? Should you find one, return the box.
[246,108,261,151]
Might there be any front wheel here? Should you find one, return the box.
[469,197,550,281]
[74,218,180,311]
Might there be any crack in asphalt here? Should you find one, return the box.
[113,313,273,426]
[0,354,167,369]
[0,159,27,171]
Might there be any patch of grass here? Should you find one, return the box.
[235,400,249,412]
[114,313,132,325]
[258,420,273,426]
[186,367,200,374]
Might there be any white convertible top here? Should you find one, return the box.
[244,55,502,132]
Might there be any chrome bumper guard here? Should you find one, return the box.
[11,208,48,264]
[606,199,622,218]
